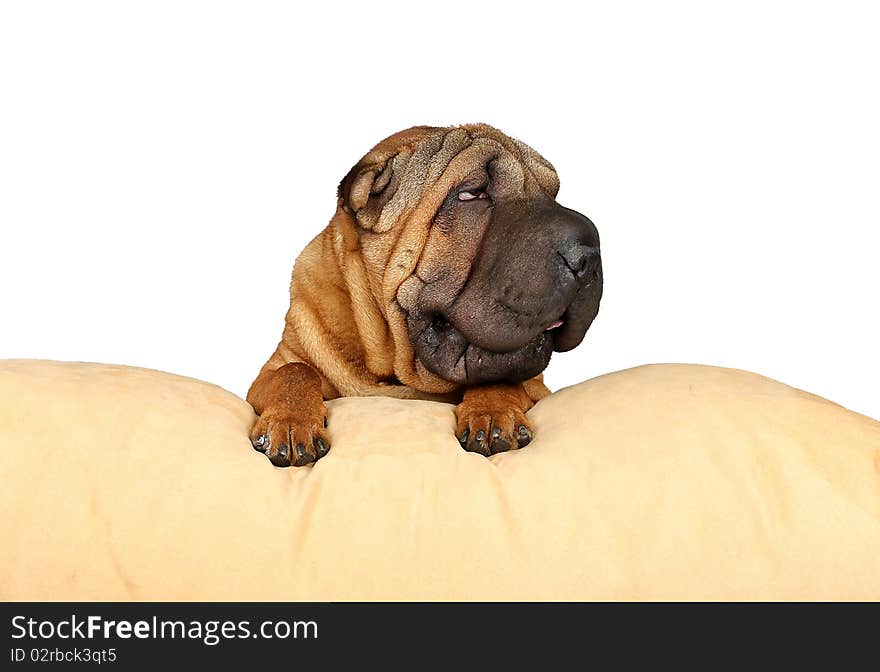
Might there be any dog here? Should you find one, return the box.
[248,124,602,466]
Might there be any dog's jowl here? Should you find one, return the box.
[248,124,602,466]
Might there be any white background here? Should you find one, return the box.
[1,1,878,419]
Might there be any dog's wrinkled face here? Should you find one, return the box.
[342,125,602,387]
[406,165,602,385]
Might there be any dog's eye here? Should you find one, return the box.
[457,189,488,202]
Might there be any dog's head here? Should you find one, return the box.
[339,124,602,387]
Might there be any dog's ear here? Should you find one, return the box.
[338,155,403,232]
[338,126,459,232]
[339,160,394,212]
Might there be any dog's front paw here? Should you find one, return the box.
[250,403,330,467]
[455,391,533,457]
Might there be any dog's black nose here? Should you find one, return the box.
[551,206,600,282]
[559,244,600,281]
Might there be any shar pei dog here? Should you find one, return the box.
[248,124,602,466]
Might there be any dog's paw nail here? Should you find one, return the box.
[293,442,308,465]
[458,429,470,447]
[490,437,511,454]
[314,437,328,458]
[269,444,291,467]
[468,432,491,457]
[516,425,532,448]
[252,435,267,451]
[490,427,502,440]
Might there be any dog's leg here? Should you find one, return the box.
[454,377,550,456]
[247,362,330,467]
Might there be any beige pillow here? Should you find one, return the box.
[0,359,878,600]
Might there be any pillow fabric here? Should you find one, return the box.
[0,359,878,600]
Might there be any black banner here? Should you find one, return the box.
[2,602,876,666]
